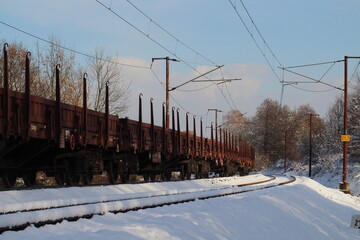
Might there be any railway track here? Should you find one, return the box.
[0,175,295,234]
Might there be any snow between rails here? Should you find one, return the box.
[0,175,291,230]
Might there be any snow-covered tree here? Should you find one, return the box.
[348,75,360,159]
[221,109,247,138]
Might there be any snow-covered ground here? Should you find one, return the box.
[0,173,359,240]
[0,174,286,229]
[0,174,270,212]
[268,156,360,196]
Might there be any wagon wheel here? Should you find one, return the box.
[180,165,187,180]
[149,173,156,182]
[65,159,80,186]
[23,171,37,187]
[83,171,93,185]
[179,172,185,180]
[166,172,172,181]
[142,173,150,182]
[2,170,17,188]
[187,173,192,180]
[120,174,128,184]
[81,155,93,185]
[107,161,119,184]
[161,172,171,181]
[55,171,65,186]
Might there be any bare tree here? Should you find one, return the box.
[0,40,40,92]
[241,98,325,167]
[36,36,83,105]
[87,48,130,115]
[293,104,325,162]
[222,109,247,137]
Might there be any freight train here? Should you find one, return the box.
[0,43,255,188]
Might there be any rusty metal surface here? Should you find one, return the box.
[0,44,255,181]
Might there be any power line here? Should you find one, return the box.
[280,59,346,96]
[150,68,207,117]
[217,84,235,110]
[175,83,216,92]
[219,67,238,110]
[97,0,248,112]
[0,19,150,69]
[150,68,166,86]
[238,0,282,67]
[281,65,344,91]
[98,0,245,112]
[125,0,216,66]
[289,84,338,93]
[96,0,220,79]
[225,83,238,110]
[227,0,282,83]
[170,65,223,91]
[217,66,238,110]
[0,17,218,103]
[282,60,344,69]
[2,6,244,117]
[349,60,360,85]
[318,61,337,81]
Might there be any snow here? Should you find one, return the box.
[0,174,359,240]
[0,174,270,213]
[270,156,360,196]
[0,174,283,229]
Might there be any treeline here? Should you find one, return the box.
[223,75,360,169]
[0,37,130,115]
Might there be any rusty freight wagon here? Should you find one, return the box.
[0,43,255,188]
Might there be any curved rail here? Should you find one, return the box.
[0,175,295,234]
[0,175,276,215]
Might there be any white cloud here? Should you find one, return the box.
[109,56,341,129]
[115,60,271,127]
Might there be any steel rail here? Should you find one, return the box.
[0,175,276,215]
[0,176,295,234]
[0,175,226,192]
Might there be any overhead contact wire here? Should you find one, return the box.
[281,60,346,93]
[125,0,217,66]
[290,84,338,93]
[239,0,282,67]
[0,20,149,69]
[349,60,360,85]
[217,84,234,110]
[282,60,344,69]
[227,0,282,83]
[96,0,220,80]
[98,0,242,113]
[150,69,207,117]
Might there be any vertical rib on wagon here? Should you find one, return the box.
[186,112,189,154]
[82,73,87,146]
[193,115,196,157]
[24,52,31,141]
[219,127,222,158]
[162,102,165,154]
[172,107,176,154]
[177,108,180,155]
[3,43,9,139]
[55,64,61,146]
[138,93,143,153]
[105,81,109,148]
[150,98,155,152]
[211,122,214,159]
[200,117,203,157]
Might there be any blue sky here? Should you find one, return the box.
[1,0,360,128]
